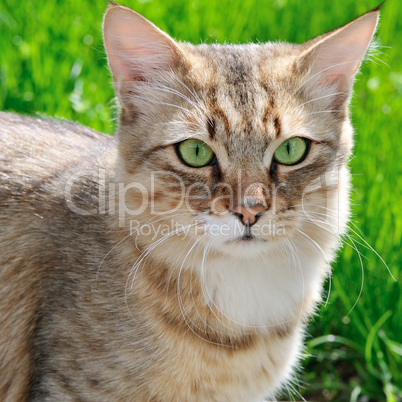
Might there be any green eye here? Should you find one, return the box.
[177,139,215,167]
[274,137,308,165]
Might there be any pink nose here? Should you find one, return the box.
[232,204,266,225]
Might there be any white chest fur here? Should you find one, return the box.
[200,238,328,330]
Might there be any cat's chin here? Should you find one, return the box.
[211,235,281,258]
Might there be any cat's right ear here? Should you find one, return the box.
[103,4,183,85]
[296,7,380,104]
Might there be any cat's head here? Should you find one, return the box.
[103,4,378,260]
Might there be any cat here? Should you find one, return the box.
[0,2,380,401]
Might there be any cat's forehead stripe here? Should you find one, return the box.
[207,119,216,139]
[192,48,284,142]
[273,116,281,139]
[206,86,231,138]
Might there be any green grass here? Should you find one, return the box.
[1,0,401,400]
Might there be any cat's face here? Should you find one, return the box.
[104,5,377,260]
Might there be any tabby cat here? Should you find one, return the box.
[0,3,380,401]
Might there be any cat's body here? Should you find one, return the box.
[0,4,379,401]
[0,114,114,400]
[0,113,303,401]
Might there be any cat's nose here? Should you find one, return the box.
[232,204,266,226]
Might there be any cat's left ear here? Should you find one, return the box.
[298,7,380,98]
[103,4,184,85]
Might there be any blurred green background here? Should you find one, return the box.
[0,0,401,400]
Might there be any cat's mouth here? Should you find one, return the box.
[238,225,269,242]
[227,234,268,244]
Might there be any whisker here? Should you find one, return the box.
[344,234,365,317]
[188,240,226,336]
[287,237,306,329]
[169,74,213,123]
[295,91,347,110]
[345,226,396,281]
[129,93,204,123]
[158,121,204,131]
[96,230,133,283]
[128,223,196,290]
[294,228,330,262]
[291,59,363,96]
[199,242,248,336]
[131,211,195,250]
[147,84,207,120]
[176,235,233,347]
[304,110,342,115]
